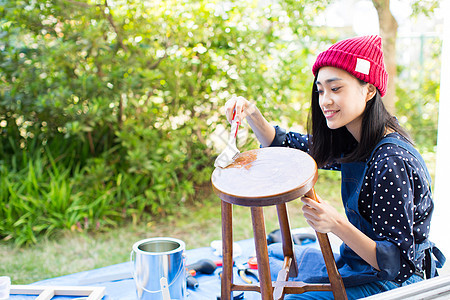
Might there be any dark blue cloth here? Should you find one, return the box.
[268,243,424,300]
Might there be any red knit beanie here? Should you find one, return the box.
[312,35,389,97]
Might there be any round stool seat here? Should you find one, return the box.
[212,147,318,207]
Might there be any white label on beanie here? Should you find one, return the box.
[355,58,370,75]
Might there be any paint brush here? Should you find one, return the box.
[214,111,240,168]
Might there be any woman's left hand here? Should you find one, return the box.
[301,194,345,234]
[302,194,381,270]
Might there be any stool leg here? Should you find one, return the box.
[306,188,348,300]
[221,200,233,300]
[276,203,298,278]
[251,207,273,300]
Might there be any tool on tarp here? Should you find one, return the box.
[186,271,199,289]
[216,261,255,299]
[236,264,259,284]
[216,291,244,300]
[247,256,258,270]
[214,110,240,168]
[186,259,218,289]
[267,228,317,246]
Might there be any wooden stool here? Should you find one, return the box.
[211,147,348,300]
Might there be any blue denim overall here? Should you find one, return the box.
[268,136,445,298]
[338,136,445,284]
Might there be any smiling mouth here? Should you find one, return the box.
[323,110,339,118]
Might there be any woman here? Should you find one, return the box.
[224,35,445,299]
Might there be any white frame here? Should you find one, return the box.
[10,285,106,300]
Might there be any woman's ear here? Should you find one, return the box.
[366,84,377,102]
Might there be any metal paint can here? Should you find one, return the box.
[131,237,186,300]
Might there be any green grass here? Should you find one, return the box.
[0,151,436,285]
[0,169,343,285]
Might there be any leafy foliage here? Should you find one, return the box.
[396,36,441,151]
[1,0,333,245]
[411,0,440,18]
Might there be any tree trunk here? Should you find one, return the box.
[372,0,398,114]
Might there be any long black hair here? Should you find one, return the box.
[307,74,412,167]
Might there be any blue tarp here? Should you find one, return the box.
[10,239,261,299]
[10,230,331,299]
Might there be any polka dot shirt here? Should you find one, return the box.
[271,127,433,283]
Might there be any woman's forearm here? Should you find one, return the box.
[334,219,380,271]
[245,107,276,147]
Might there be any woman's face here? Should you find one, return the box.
[316,66,376,142]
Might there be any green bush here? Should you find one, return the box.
[0,0,334,245]
[0,138,81,246]
[396,36,441,152]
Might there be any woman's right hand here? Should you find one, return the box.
[223,95,275,147]
[224,96,256,124]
